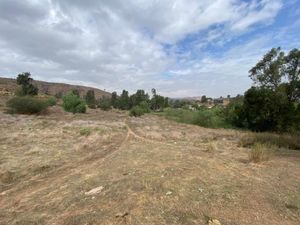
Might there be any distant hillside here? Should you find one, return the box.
[0,77,111,99]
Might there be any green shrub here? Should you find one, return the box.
[130,106,145,117]
[47,96,57,106]
[6,96,48,114]
[62,93,86,113]
[75,103,86,113]
[97,98,112,111]
[139,101,151,113]
[79,127,92,136]
[162,108,230,128]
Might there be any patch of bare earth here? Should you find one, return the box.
[0,108,299,225]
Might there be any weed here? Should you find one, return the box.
[248,143,275,163]
[79,127,92,136]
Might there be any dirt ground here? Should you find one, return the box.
[0,104,299,225]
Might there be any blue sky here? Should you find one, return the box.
[0,0,299,97]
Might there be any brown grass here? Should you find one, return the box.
[240,132,300,150]
[248,143,275,163]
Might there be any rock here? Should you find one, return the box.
[115,212,129,218]
[166,191,172,196]
[85,186,104,195]
[209,219,221,225]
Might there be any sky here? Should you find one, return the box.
[0,0,299,97]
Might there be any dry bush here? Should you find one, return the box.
[206,141,217,152]
[248,143,275,163]
[240,132,300,150]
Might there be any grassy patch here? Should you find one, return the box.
[248,143,275,163]
[79,127,92,136]
[240,132,300,150]
[161,107,232,129]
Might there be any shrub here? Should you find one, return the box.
[130,106,145,117]
[75,103,86,113]
[162,108,231,128]
[97,98,112,111]
[139,101,151,113]
[62,93,86,113]
[47,96,57,106]
[240,132,300,150]
[248,143,275,163]
[79,127,92,136]
[6,96,48,114]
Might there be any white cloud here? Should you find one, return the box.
[0,0,285,97]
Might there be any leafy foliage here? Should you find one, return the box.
[7,96,48,114]
[47,96,57,106]
[85,90,96,108]
[97,98,112,111]
[249,47,284,90]
[16,72,38,96]
[62,92,86,113]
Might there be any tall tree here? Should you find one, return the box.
[111,91,118,108]
[85,90,96,108]
[119,90,130,110]
[16,72,38,96]
[283,48,300,101]
[249,47,284,90]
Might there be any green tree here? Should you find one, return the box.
[201,95,207,103]
[249,47,284,90]
[16,72,38,96]
[111,91,118,108]
[283,48,300,101]
[130,89,149,108]
[97,97,112,111]
[118,90,130,110]
[85,90,96,108]
[243,87,293,131]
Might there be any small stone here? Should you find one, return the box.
[198,188,204,192]
[166,191,172,196]
[209,219,221,225]
[85,186,104,195]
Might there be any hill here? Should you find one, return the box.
[0,77,111,98]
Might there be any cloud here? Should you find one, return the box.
[0,0,288,97]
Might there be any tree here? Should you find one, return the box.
[118,90,130,110]
[201,95,207,103]
[97,97,112,111]
[249,47,284,90]
[129,89,149,108]
[85,90,96,108]
[283,48,300,101]
[111,91,118,108]
[16,72,38,96]
[243,87,293,131]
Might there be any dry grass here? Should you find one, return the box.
[240,132,300,150]
[248,143,275,163]
[0,104,300,225]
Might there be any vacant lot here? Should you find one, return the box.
[0,105,299,225]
